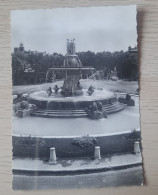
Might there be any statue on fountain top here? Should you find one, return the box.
[67,39,76,55]
[64,38,82,67]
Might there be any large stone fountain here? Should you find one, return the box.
[46,39,95,96]
[28,39,125,118]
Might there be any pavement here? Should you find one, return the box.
[13,153,142,175]
[13,166,143,190]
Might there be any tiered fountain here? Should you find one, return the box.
[28,39,125,118]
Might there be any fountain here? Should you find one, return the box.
[46,39,95,96]
[28,39,125,118]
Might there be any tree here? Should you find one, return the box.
[12,48,138,85]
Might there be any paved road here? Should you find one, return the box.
[13,166,143,190]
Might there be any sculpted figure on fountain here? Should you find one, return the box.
[67,38,76,55]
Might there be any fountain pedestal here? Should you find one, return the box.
[61,75,83,96]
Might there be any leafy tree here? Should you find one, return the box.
[12,48,138,85]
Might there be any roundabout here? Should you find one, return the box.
[12,39,140,159]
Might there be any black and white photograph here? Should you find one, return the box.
[11,5,143,190]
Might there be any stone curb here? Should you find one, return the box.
[13,162,142,176]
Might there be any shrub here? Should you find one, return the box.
[72,135,98,149]
[123,129,140,143]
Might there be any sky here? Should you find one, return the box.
[11,5,137,54]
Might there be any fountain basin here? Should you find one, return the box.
[28,89,116,110]
[28,89,125,118]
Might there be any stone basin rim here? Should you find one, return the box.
[29,89,115,102]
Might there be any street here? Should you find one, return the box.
[13,166,143,190]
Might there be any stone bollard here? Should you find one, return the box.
[49,147,57,163]
[134,141,140,154]
[94,146,101,159]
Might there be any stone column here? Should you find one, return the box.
[134,141,140,154]
[94,146,101,159]
[49,147,57,163]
